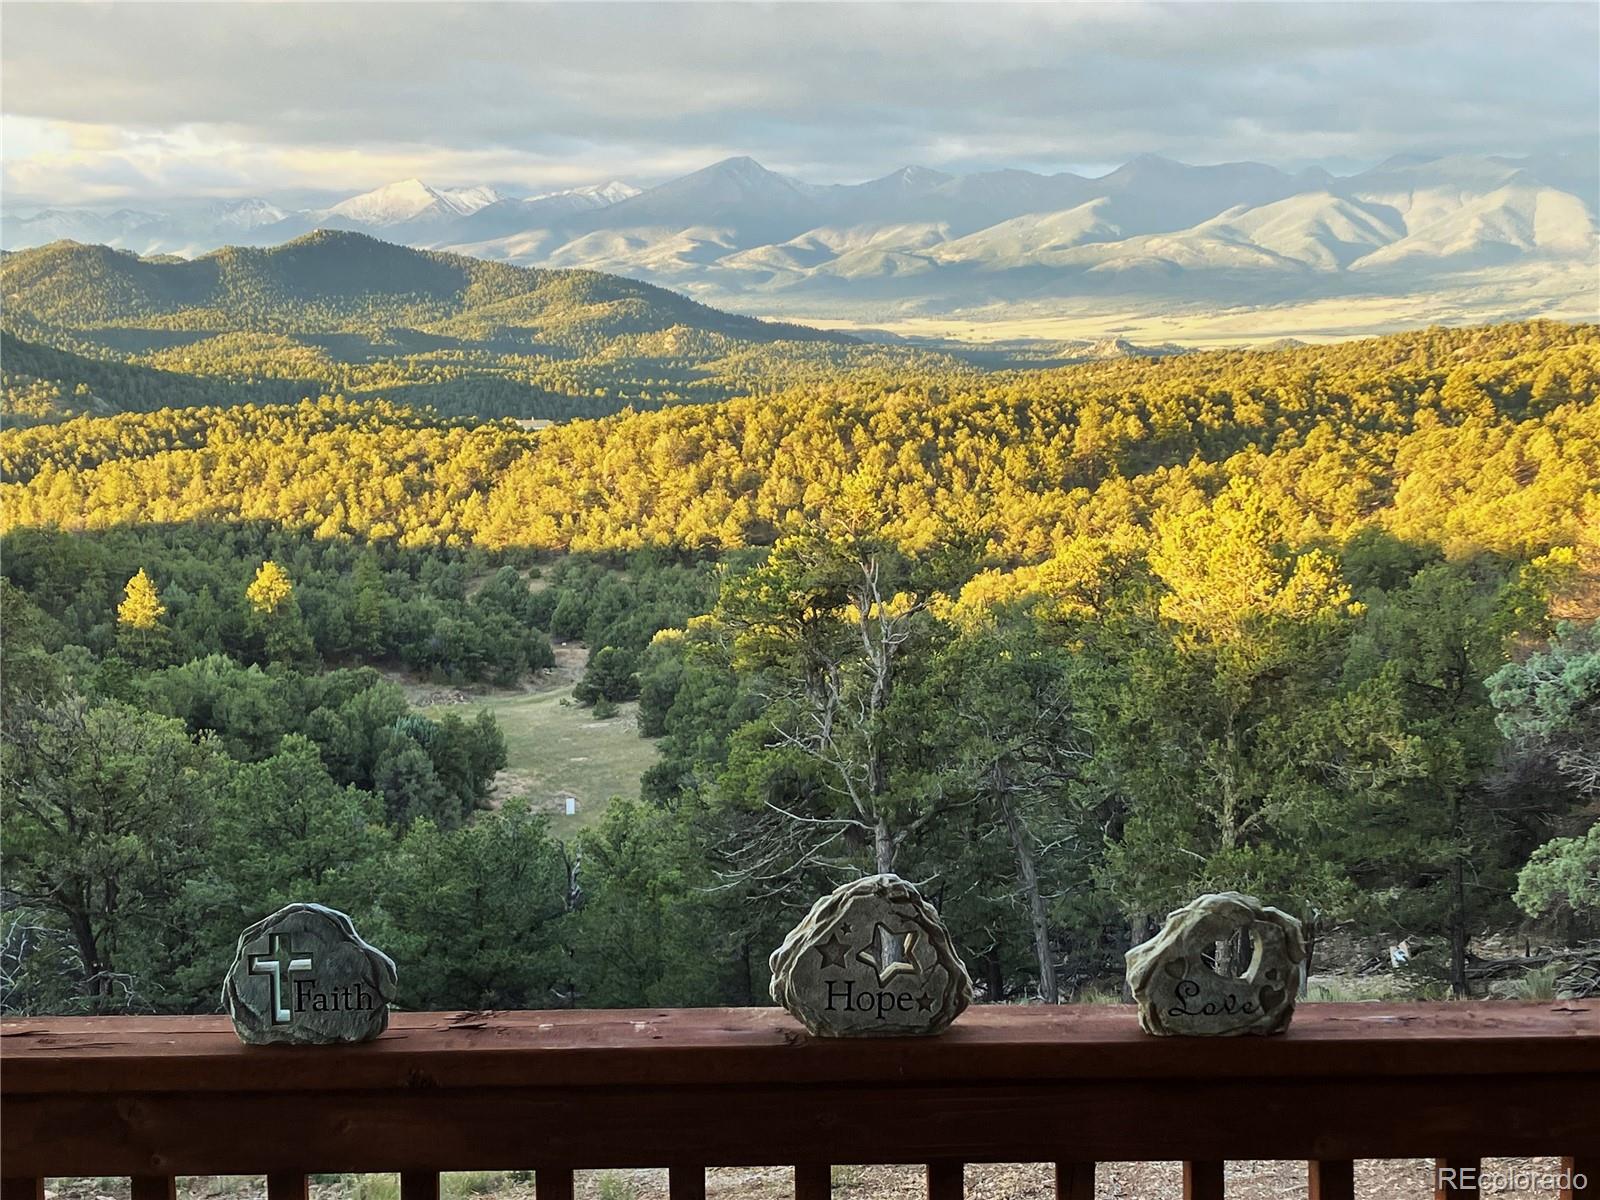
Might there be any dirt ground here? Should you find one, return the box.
[575,1160,1572,1199]
[47,1159,1579,1200]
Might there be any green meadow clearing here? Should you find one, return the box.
[426,680,658,838]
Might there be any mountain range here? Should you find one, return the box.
[5,153,1595,330]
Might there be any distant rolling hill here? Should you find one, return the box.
[0,233,1000,425]
[0,230,849,350]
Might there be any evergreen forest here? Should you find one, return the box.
[3,235,1597,1014]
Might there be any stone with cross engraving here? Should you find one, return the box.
[1125,892,1306,1037]
[223,903,397,1045]
[770,874,972,1037]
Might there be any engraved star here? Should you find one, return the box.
[815,931,852,971]
[916,992,935,1012]
[857,923,921,985]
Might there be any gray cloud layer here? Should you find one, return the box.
[3,1,1596,202]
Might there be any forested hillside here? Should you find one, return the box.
[3,318,1597,1015]
[1,234,971,424]
[6,320,1595,557]
[1,231,845,339]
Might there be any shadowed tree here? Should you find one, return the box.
[0,698,222,1011]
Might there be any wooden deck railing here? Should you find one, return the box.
[3,1003,1597,1199]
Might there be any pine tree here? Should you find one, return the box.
[246,560,294,615]
[244,559,315,667]
[352,551,388,657]
[116,569,168,665]
[117,569,166,630]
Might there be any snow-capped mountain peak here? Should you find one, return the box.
[325,180,504,226]
[437,185,504,215]
[530,180,642,205]
[586,180,643,204]
[205,198,289,229]
[327,179,444,224]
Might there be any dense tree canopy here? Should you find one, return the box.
[5,322,1593,566]
[2,316,1596,1013]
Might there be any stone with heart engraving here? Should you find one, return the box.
[770,874,973,1037]
[224,903,397,1045]
[1125,892,1305,1037]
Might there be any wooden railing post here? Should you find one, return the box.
[131,1179,175,1200]
[1055,1161,1095,1199]
[795,1164,831,1200]
[131,1181,176,1200]
[1183,1161,1224,1200]
[669,1168,707,1200]
[1308,1160,1354,1200]
[927,1161,964,1200]
[1,1181,43,1200]
[537,1169,575,1200]
[1562,1158,1595,1200]
[401,1173,441,1200]
[1434,1158,1480,1199]
[267,1176,309,1200]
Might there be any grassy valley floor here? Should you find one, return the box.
[410,643,659,838]
[792,263,1600,350]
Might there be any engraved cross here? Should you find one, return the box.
[249,934,314,1024]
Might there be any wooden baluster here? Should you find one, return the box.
[1308,1160,1354,1200]
[1183,1161,1224,1200]
[536,1170,575,1200]
[794,1164,831,1200]
[669,1168,706,1200]
[1562,1159,1595,1200]
[131,1180,175,1200]
[268,1176,309,1200]
[1433,1158,1480,1199]
[926,1161,964,1200]
[1055,1161,1095,1199]
[2,1180,44,1200]
[401,1174,441,1200]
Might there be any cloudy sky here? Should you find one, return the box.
[3,1,1596,205]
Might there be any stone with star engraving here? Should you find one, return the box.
[1125,892,1305,1037]
[223,903,397,1045]
[769,874,972,1037]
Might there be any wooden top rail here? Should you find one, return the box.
[4,1003,1599,1175]
[4,1002,1599,1091]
